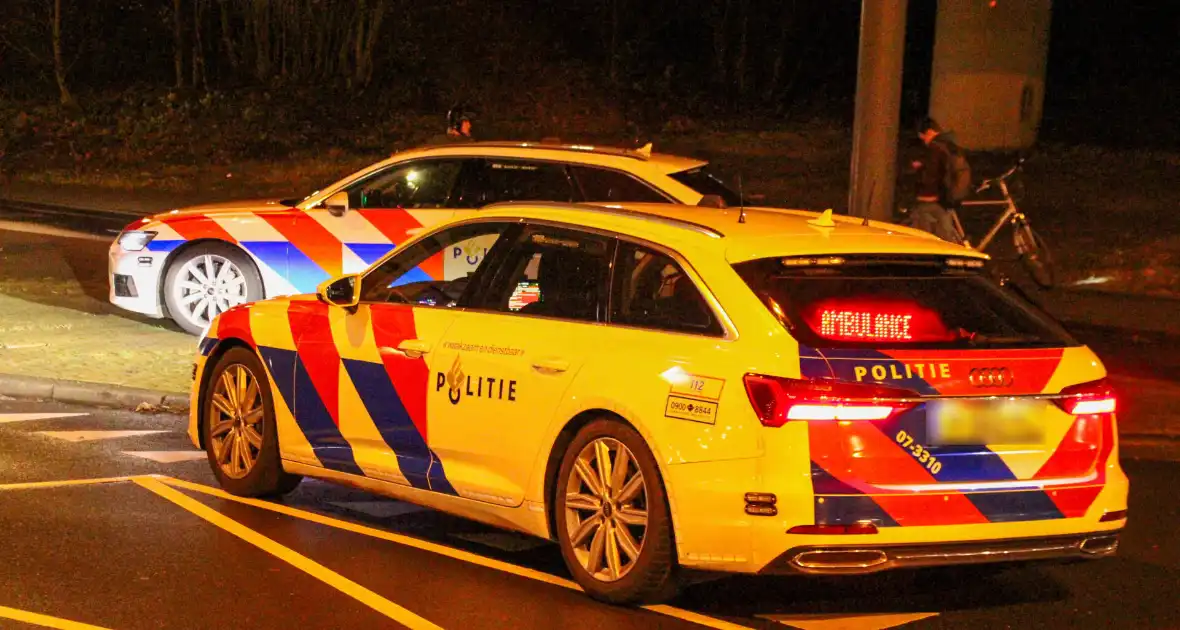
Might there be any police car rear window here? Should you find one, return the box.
[733,256,1078,349]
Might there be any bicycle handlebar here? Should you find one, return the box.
[974,157,1026,194]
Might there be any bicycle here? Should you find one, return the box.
[900,158,1056,289]
[951,158,1055,289]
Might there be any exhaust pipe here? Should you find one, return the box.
[792,549,889,571]
[1080,535,1119,555]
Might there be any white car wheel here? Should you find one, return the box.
[164,243,262,334]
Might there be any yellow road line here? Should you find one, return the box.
[157,476,580,590]
[133,477,443,630]
[0,476,137,491]
[155,476,753,630]
[0,604,112,630]
[646,606,759,630]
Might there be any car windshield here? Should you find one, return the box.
[668,166,742,206]
[733,256,1079,350]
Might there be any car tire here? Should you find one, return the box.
[203,347,302,497]
[164,242,263,335]
[554,418,678,605]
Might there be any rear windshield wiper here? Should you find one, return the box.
[957,330,1048,346]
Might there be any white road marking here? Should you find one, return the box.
[452,532,550,553]
[122,450,207,463]
[0,413,89,424]
[759,612,939,629]
[328,500,430,519]
[36,430,167,442]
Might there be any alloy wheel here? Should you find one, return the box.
[208,363,264,479]
[173,254,248,329]
[564,437,649,582]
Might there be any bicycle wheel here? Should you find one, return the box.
[1013,223,1056,289]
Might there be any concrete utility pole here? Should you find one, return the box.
[848,0,909,221]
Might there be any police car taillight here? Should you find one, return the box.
[742,375,919,428]
[1054,379,1117,415]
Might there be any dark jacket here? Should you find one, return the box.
[916,131,960,205]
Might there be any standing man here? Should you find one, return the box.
[444,103,476,141]
[909,117,967,242]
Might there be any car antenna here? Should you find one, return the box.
[737,174,747,224]
[861,179,876,226]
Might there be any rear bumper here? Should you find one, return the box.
[759,530,1121,575]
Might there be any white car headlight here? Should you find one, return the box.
[118,230,157,252]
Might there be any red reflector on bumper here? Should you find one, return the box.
[1099,509,1127,522]
[788,523,879,535]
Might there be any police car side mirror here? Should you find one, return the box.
[321,191,350,217]
[317,274,360,310]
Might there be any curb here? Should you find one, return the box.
[0,374,189,412]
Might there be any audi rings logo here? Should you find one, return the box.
[968,367,1014,388]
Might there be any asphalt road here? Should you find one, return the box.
[1,399,1179,630]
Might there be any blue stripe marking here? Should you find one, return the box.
[810,462,899,527]
[286,246,332,294]
[198,336,218,357]
[834,348,939,395]
[809,460,864,495]
[341,358,457,494]
[257,346,298,411]
[798,345,825,359]
[238,241,288,279]
[428,461,458,495]
[390,266,433,288]
[965,490,1064,522]
[800,357,834,379]
[291,352,363,475]
[879,405,1022,484]
[256,345,360,474]
[815,495,900,528]
[345,243,396,267]
[146,239,184,253]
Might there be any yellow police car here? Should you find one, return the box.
[188,201,1128,604]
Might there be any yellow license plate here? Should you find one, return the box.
[927,398,1046,446]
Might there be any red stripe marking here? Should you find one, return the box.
[881,348,1064,396]
[355,209,423,246]
[809,422,989,526]
[288,300,341,426]
[873,492,990,526]
[1033,415,1104,481]
[1037,415,1115,516]
[420,251,445,280]
[261,213,343,278]
[163,215,238,243]
[810,421,938,486]
[369,305,430,441]
[215,305,254,347]
[1045,485,1104,518]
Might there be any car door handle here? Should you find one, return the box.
[381,339,431,359]
[532,358,570,374]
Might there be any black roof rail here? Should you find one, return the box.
[479,201,724,238]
